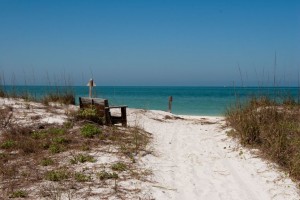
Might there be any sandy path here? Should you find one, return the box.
[127,109,299,200]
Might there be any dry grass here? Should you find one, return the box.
[226,96,300,181]
[41,92,75,105]
[0,106,13,128]
[0,83,75,106]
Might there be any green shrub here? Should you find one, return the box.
[111,162,127,172]
[97,171,118,180]
[9,190,27,198]
[45,169,69,181]
[70,154,96,164]
[80,144,90,151]
[53,136,69,144]
[0,152,8,161]
[77,107,103,124]
[1,140,15,149]
[31,131,47,139]
[48,128,66,135]
[49,144,63,154]
[74,172,90,182]
[41,158,54,166]
[80,124,101,138]
[63,121,73,129]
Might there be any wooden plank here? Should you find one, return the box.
[108,105,127,109]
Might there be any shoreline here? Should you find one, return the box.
[1,86,299,117]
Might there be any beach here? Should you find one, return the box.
[125,109,300,200]
[1,0,300,198]
[0,97,299,199]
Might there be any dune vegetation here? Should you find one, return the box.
[226,96,300,182]
[0,95,152,199]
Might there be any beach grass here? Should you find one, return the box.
[226,96,300,181]
[0,72,76,105]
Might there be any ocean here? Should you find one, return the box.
[1,86,299,116]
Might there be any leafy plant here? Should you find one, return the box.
[80,144,90,151]
[111,162,127,172]
[77,107,103,124]
[80,124,101,138]
[53,136,69,144]
[1,140,15,149]
[41,158,54,166]
[31,131,47,139]
[70,154,96,164]
[97,171,118,180]
[45,169,69,181]
[74,172,91,182]
[48,128,66,135]
[9,190,27,198]
[0,152,8,161]
[49,144,63,154]
[63,121,73,129]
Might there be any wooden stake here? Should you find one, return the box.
[87,79,96,98]
[168,96,173,113]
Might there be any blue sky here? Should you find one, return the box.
[0,0,299,86]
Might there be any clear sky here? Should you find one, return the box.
[0,0,299,86]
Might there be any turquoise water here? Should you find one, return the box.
[1,86,299,116]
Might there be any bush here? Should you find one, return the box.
[48,128,66,135]
[1,140,15,149]
[77,107,103,124]
[97,171,118,180]
[49,144,63,154]
[74,172,91,182]
[53,136,69,144]
[31,131,48,139]
[45,169,69,181]
[226,96,300,180]
[9,190,27,198]
[41,158,54,166]
[111,162,127,172]
[80,124,101,138]
[70,154,96,164]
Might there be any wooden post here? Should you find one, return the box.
[87,79,96,98]
[89,85,92,98]
[121,107,127,127]
[168,96,173,113]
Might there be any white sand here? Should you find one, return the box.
[0,97,78,126]
[127,109,300,200]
